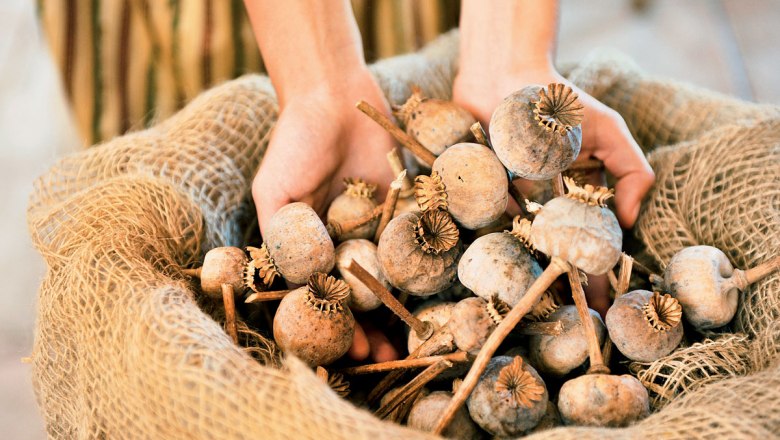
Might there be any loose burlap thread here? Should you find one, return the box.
[28,33,779,438]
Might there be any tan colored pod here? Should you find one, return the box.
[335,239,387,312]
[273,273,354,367]
[394,87,477,166]
[557,374,649,427]
[466,356,548,437]
[430,143,508,230]
[408,391,482,440]
[528,305,606,377]
[458,230,541,307]
[265,202,335,284]
[530,178,622,275]
[326,178,379,240]
[489,84,583,180]
[407,301,456,354]
[199,246,248,297]
[605,290,684,362]
[377,211,461,296]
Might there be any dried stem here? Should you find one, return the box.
[374,170,405,242]
[470,122,491,147]
[432,257,571,435]
[339,351,470,375]
[516,320,564,336]
[550,172,609,374]
[346,260,433,340]
[356,100,436,166]
[603,253,633,366]
[221,284,238,344]
[244,290,291,304]
[375,360,453,420]
[181,267,202,278]
[742,255,780,286]
[386,148,414,194]
[367,327,454,405]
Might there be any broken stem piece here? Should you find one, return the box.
[386,148,414,195]
[374,170,406,242]
[244,289,291,304]
[356,100,437,166]
[603,253,634,366]
[515,320,564,336]
[221,284,238,344]
[346,260,433,340]
[340,351,470,375]
[375,359,453,420]
[181,267,202,278]
[432,257,571,435]
[327,204,384,239]
[470,122,491,147]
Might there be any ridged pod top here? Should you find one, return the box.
[533,83,585,135]
[495,356,545,408]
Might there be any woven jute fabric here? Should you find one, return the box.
[28,33,779,438]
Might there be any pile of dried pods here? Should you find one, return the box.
[182,83,780,438]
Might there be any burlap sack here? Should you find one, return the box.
[28,32,780,439]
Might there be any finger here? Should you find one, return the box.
[586,110,654,228]
[252,169,290,239]
[364,325,399,362]
[347,321,370,361]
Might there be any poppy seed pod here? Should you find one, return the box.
[273,273,355,366]
[662,246,780,330]
[334,239,388,312]
[393,87,477,166]
[458,217,542,306]
[377,210,461,296]
[557,374,649,427]
[489,83,583,180]
[530,177,622,275]
[326,178,380,240]
[408,391,482,440]
[467,356,548,436]
[605,290,684,362]
[416,142,508,230]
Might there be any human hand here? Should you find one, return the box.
[251,68,399,362]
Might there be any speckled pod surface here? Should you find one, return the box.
[200,247,248,297]
[432,143,508,229]
[467,356,548,437]
[458,232,542,306]
[407,300,455,354]
[408,391,482,440]
[451,297,496,355]
[489,86,582,180]
[335,239,387,312]
[377,212,461,296]
[605,289,684,362]
[531,196,621,275]
[528,306,606,377]
[558,374,649,427]
[664,246,739,330]
[265,202,335,284]
[272,286,354,367]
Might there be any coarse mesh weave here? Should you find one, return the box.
[28,33,780,439]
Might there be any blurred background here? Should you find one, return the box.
[1,0,777,438]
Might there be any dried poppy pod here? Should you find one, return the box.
[530,177,622,275]
[467,356,548,437]
[662,246,780,330]
[489,83,584,180]
[272,273,354,366]
[605,290,684,362]
[189,246,249,297]
[407,301,456,354]
[557,373,649,427]
[408,391,482,440]
[334,239,388,312]
[393,86,477,166]
[528,305,606,377]
[326,178,380,240]
[416,143,508,230]
[451,296,508,355]
[458,217,542,306]
[377,210,462,296]
[261,202,335,285]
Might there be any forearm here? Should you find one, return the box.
[459,0,559,78]
[244,0,366,106]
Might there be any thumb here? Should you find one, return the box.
[587,110,655,228]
